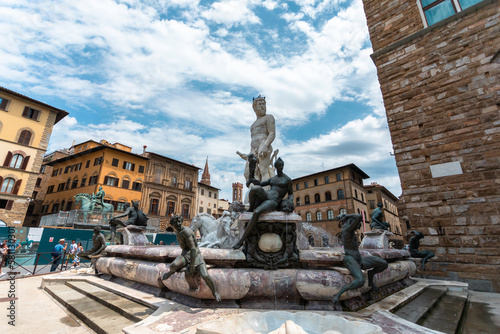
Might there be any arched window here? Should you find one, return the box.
[337,189,344,199]
[71,177,79,189]
[18,130,32,145]
[325,191,332,201]
[149,198,159,215]
[88,173,98,185]
[316,211,322,221]
[304,195,310,204]
[314,193,320,203]
[296,197,301,206]
[355,189,358,199]
[121,177,131,189]
[61,200,66,211]
[65,178,71,190]
[9,154,24,168]
[51,202,60,213]
[322,235,329,247]
[167,200,176,216]
[306,212,312,222]
[132,180,142,191]
[308,235,315,247]
[327,210,334,220]
[0,178,15,193]
[339,208,347,215]
[66,201,73,211]
[182,204,190,219]
[81,174,87,187]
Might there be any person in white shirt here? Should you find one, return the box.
[64,240,78,268]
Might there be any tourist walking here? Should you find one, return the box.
[73,242,83,267]
[64,240,77,268]
[50,239,67,272]
[0,243,8,277]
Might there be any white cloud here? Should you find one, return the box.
[261,0,279,10]
[202,0,261,27]
[2,0,400,200]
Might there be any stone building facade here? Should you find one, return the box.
[365,182,405,247]
[196,159,224,218]
[0,86,67,226]
[293,164,403,247]
[362,0,499,290]
[232,182,243,202]
[142,152,199,230]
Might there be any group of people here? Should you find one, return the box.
[0,238,22,276]
[50,239,84,272]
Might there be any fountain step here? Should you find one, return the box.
[45,282,136,334]
[65,281,156,322]
[419,290,469,334]
[393,286,448,323]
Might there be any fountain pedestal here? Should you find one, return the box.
[239,211,302,269]
[117,225,148,245]
[360,229,394,249]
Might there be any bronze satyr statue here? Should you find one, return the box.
[162,215,221,301]
[409,231,435,271]
[332,214,388,304]
[109,200,148,243]
[233,157,293,249]
[370,203,391,230]
[78,226,107,273]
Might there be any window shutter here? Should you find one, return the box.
[33,109,40,120]
[21,155,30,170]
[123,161,126,168]
[131,163,135,171]
[22,106,29,117]
[5,200,13,211]
[0,176,3,186]
[0,99,8,110]
[104,176,109,185]
[3,151,12,166]
[13,179,22,195]
[114,178,119,187]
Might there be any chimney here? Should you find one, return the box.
[143,145,147,154]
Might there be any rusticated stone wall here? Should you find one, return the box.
[362,0,500,291]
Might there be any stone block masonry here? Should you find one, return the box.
[362,0,500,291]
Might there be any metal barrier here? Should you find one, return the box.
[1,250,90,279]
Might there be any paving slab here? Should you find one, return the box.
[0,273,91,333]
[463,290,500,334]
[393,286,448,323]
[67,281,155,321]
[419,290,468,333]
[45,283,136,334]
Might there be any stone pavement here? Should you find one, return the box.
[2,272,500,333]
[463,291,500,334]
[0,273,91,333]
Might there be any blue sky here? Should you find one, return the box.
[0,0,401,200]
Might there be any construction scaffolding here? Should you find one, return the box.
[40,210,161,233]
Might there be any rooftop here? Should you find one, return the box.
[0,86,69,124]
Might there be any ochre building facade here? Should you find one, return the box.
[42,140,147,217]
[0,86,67,226]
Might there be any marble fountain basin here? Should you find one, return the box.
[195,311,383,334]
